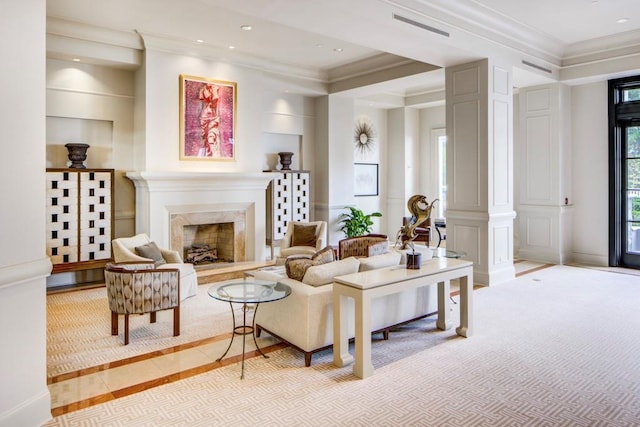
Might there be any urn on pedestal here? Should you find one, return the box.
[277,152,294,170]
[65,143,90,169]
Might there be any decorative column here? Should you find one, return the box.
[517,83,573,264]
[445,59,516,285]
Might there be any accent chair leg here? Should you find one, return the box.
[173,306,180,337]
[124,314,129,345]
[383,329,390,340]
[304,353,312,367]
[150,311,157,323]
[111,312,118,335]
[255,325,262,337]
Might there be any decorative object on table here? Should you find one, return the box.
[179,74,236,161]
[64,143,90,169]
[338,206,382,238]
[354,163,379,196]
[396,194,438,269]
[277,151,294,170]
[354,117,377,156]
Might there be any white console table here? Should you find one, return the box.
[332,257,474,379]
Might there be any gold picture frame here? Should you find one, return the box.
[179,74,237,161]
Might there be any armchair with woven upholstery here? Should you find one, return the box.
[402,216,431,246]
[276,221,328,265]
[111,233,198,300]
[104,262,180,345]
[338,234,389,260]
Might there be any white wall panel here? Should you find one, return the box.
[524,115,552,202]
[492,100,510,207]
[452,101,481,208]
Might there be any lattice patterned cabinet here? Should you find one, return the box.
[265,170,310,257]
[46,168,114,273]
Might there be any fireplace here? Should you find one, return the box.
[126,171,278,264]
[169,206,247,267]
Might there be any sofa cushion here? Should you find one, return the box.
[292,223,318,247]
[302,257,360,287]
[134,241,166,266]
[358,251,401,272]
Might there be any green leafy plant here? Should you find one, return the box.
[338,207,382,238]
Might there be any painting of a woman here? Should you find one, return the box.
[180,75,236,160]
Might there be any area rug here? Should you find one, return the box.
[47,284,236,377]
[46,265,640,426]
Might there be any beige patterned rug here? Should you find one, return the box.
[47,284,236,377]
[46,265,640,426]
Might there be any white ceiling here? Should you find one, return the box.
[46,0,640,102]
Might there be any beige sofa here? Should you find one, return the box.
[254,250,437,366]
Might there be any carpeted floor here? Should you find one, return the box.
[47,284,238,377]
[45,265,640,426]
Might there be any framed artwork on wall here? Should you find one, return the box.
[354,163,379,196]
[179,74,237,161]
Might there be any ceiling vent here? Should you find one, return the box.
[521,60,552,74]
[392,13,450,37]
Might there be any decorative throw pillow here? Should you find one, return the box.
[285,246,335,281]
[367,240,389,257]
[291,223,318,247]
[285,256,314,281]
[311,245,335,264]
[135,241,167,266]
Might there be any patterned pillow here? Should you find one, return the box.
[285,246,336,281]
[135,241,167,266]
[285,257,314,281]
[312,245,335,264]
[292,224,318,247]
[367,240,389,257]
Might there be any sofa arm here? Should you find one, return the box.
[255,278,337,352]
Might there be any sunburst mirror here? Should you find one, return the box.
[354,119,377,155]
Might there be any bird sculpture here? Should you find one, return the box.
[396,194,438,250]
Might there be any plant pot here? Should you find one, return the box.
[65,143,90,169]
[278,152,294,170]
[406,252,422,269]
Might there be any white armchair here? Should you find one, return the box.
[276,221,328,265]
[111,233,198,300]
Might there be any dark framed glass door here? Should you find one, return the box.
[609,76,640,269]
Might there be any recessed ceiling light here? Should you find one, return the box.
[617,18,629,24]
[333,48,343,52]
[316,44,323,48]
[72,58,80,62]
[196,39,204,43]
[240,25,252,31]
[228,45,236,50]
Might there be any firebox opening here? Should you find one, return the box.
[182,222,234,266]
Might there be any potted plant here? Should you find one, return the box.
[338,206,382,238]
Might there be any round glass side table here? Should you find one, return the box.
[208,279,291,379]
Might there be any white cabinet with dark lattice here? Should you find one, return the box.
[46,168,114,273]
[265,170,310,258]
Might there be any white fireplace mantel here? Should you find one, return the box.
[125,171,281,262]
[126,171,280,192]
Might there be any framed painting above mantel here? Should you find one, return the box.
[179,74,237,161]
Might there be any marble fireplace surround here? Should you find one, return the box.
[126,171,279,263]
[169,206,246,263]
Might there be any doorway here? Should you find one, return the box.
[609,76,640,269]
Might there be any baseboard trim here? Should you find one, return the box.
[0,257,52,290]
[0,388,52,427]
